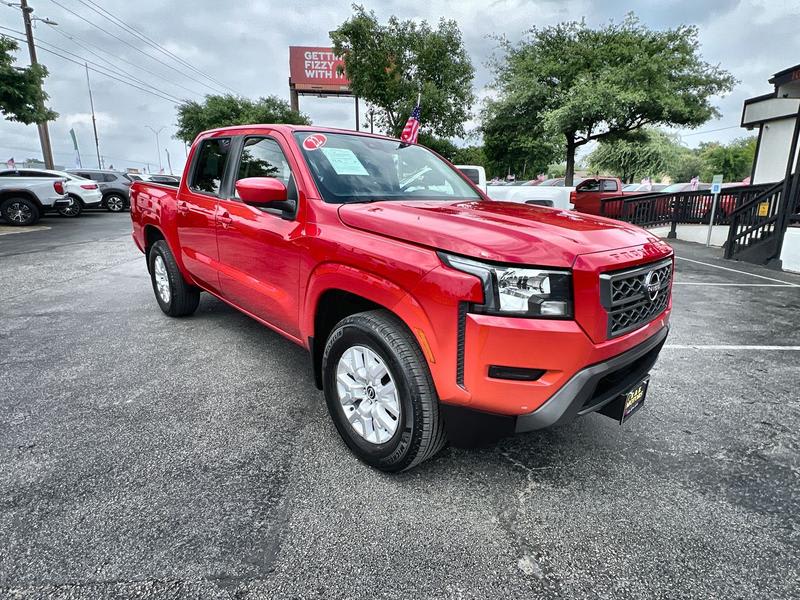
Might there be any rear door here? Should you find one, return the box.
[215,134,303,339]
[176,136,232,293]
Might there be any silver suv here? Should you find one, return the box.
[66,169,133,212]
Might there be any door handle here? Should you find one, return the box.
[218,211,233,227]
[177,200,189,214]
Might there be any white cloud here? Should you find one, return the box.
[0,0,798,169]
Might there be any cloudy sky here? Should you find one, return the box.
[1,0,798,174]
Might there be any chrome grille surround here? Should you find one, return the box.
[599,258,673,338]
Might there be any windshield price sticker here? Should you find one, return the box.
[320,147,370,176]
[303,134,327,151]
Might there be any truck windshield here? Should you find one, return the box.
[293,131,481,204]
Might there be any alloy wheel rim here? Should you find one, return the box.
[62,198,80,216]
[8,202,32,224]
[335,345,401,444]
[153,255,171,303]
[107,196,123,211]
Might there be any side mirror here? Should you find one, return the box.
[236,177,288,206]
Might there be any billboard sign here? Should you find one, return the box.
[289,46,351,94]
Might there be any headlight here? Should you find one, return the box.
[438,252,573,318]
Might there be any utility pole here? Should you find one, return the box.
[84,63,101,169]
[145,126,165,172]
[368,107,374,134]
[18,0,56,169]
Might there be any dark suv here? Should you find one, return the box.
[66,169,133,212]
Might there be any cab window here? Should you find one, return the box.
[235,137,297,202]
[601,180,618,192]
[190,138,231,195]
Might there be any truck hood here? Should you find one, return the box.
[338,200,664,267]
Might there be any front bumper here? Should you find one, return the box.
[514,325,668,432]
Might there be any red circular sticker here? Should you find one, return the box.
[303,134,327,151]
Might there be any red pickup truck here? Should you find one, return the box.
[131,125,673,472]
[570,177,653,217]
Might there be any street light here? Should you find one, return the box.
[145,126,165,173]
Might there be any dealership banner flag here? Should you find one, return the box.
[400,102,421,144]
[69,128,82,168]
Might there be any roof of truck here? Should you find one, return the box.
[200,124,398,141]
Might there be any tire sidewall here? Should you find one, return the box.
[148,243,173,313]
[2,198,39,226]
[323,321,419,470]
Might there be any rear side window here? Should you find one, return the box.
[190,138,231,195]
[460,168,480,186]
[102,173,117,182]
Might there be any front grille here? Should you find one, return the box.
[599,259,672,338]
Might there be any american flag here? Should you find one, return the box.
[400,104,421,144]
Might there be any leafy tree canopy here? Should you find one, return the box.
[588,129,681,182]
[0,36,57,124]
[696,136,756,182]
[331,5,475,139]
[175,94,310,143]
[487,14,736,184]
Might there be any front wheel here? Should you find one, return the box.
[58,196,83,218]
[105,193,126,212]
[148,240,200,317]
[322,310,447,472]
[1,197,40,226]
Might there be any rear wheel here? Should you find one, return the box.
[148,240,200,317]
[58,195,83,218]
[322,309,447,472]
[105,193,126,212]
[1,197,40,226]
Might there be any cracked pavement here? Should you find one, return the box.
[1,214,798,599]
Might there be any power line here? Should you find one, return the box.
[0,25,186,103]
[679,125,741,137]
[0,31,185,104]
[76,0,241,96]
[42,23,210,100]
[45,0,226,96]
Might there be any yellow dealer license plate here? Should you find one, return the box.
[600,377,649,424]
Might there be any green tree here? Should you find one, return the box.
[588,129,681,182]
[331,5,475,139]
[667,148,705,182]
[481,99,563,179]
[487,15,735,185]
[0,36,57,124]
[175,94,310,143]
[698,136,756,182]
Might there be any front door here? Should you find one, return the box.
[176,136,232,294]
[216,135,303,339]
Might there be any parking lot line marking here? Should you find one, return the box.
[672,282,796,287]
[664,344,800,350]
[0,225,51,236]
[674,256,799,286]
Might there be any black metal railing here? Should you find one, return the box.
[599,183,778,233]
[724,181,785,259]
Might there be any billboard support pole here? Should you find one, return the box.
[354,95,360,131]
[290,84,299,112]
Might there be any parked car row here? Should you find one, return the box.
[0,168,141,225]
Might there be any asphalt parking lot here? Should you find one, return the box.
[1,213,798,599]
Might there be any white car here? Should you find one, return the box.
[487,183,575,210]
[0,168,103,217]
[0,176,70,225]
[455,165,487,193]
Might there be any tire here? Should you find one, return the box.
[58,195,83,218]
[1,197,40,226]
[105,193,126,212]
[322,309,447,472]
[148,240,200,317]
